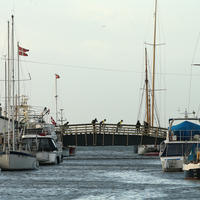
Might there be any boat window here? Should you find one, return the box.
[22,138,37,150]
[49,139,58,151]
[38,139,50,151]
[160,143,193,157]
[37,138,58,152]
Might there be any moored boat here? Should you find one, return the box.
[183,144,200,179]
[22,132,63,165]
[160,117,200,172]
[0,142,38,171]
[138,144,159,155]
[69,145,76,156]
[144,152,159,156]
[0,16,37,171]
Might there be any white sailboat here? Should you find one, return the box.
[138,0,163,155]
[19,98,63,165]
[0,16,37,170]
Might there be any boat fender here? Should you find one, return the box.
[197,151,200,160]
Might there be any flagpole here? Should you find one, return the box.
[55,75,58,125]
[17,42,20,135]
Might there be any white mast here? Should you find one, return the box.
[4,55,7,117]
[11,15,15,150]
[7,20,11,146]
[55,75,58,124]
[151,0,157,127]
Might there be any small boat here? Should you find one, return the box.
[0,16,37,171]
[138,144,159,155]
[183,144,200,179]
[160,117,200,172]
[144,152,159,156]
[22,132,63,165]
[69,145,76,156]
[62,146,69,157]
[0,142,38,171]
[137,0,166,155]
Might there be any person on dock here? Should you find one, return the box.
[92,118,98,145]
[92,118,98,125]
[92,118,98,132]
[116,120,123,132]
[136,120,141,133]
[144,121,149,133]
[99,119,106,131]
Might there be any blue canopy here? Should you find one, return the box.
[170,121,200,140]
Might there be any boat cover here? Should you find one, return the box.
[170,121,200,140]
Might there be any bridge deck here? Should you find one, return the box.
[61,123,167,146]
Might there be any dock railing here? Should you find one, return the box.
[60,123,167,137]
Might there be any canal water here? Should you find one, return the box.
[0,146,200,200]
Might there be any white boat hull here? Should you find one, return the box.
[0,151,37,171]
[160,156,186,172]
[62,147,69,157]
[36,151,63,164]
[138,145,158,155]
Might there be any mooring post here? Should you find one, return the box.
[126,133,129,146]
[75,125,77,146]
[85,124,87,146]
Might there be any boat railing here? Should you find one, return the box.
[159,141,166,153]
[169,130,200,141]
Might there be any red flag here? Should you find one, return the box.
[19,46,29,56]
[51,116,56,126]
[55,74,60,79]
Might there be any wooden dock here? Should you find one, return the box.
[60,123,167,146]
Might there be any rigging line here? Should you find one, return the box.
[137,84,145,121]
[0,58,137,73]
[2,57,200,76]
[188,29,200,112]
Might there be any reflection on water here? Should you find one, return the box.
[0,146,200,200]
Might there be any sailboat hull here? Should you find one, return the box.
[0,151,37,171]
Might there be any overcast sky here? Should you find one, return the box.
[0,0,200,127]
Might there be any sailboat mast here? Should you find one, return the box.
[151,0,157,127]
[11,15,15,150]
[145,48,149,125]
[7,20,10,146]
[55,75,58,124]
[4,55,7,117]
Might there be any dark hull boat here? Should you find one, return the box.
[183,144,200,179]
[184,166,200,179]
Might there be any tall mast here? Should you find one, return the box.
[55,75,58,124]
[151,0,157,127]
[145,48,149,125]
[7,20,10,146]
[11,15,15,150]
[4,55,7,117]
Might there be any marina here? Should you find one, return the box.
[0,146,200,200]
[0,0,200,199]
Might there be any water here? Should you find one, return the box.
[0,146,200,200]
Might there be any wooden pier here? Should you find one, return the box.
[60,123,167,146]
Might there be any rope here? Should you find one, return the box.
[188,30,200,112]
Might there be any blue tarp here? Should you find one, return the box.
[170,121,200,140]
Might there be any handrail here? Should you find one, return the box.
[60,123,167,138]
